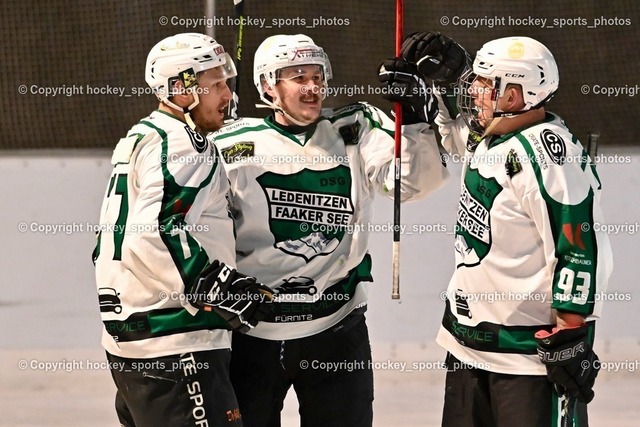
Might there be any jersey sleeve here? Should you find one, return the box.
[118,129,228,315]
[433,88,470,156]
[356,103,449,201]
[514,132,609,317]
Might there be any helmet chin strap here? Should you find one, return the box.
[480,116,504,138]
[482,102,549,137]
[479,96,547,137]
[161,91,201,130]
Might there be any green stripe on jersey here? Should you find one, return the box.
[443,299,597,354]
[103,308,228,342]
[138,120,218,292]
[443,300,546,354]
[214,123,270,141]
[515,133,598,315]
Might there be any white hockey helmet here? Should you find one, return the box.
[145,32,236,105]
[253,34,333,105]
[472,36,559,112]
[456,36,559,138]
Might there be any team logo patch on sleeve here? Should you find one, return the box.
[220,142,255,163]
[184,126,208,153]
[338,122,362,145]
[541,129,566,165]
[505,149,523,177]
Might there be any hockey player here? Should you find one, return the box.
[93,33,272,426]
[207,34,448,426]
[398,32,613,426]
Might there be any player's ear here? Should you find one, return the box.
[263,78,277,101]
[504,84,524,110]
[169,79,195,108]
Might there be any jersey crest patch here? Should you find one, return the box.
[256,166,355,263]
[454,167,502,267]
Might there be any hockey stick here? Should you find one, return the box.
[586,131,599,162]
[559,393,576,427]
[224,0,245,123]
[391,0,403,300]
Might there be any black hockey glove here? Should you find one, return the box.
[400,32,471,85]
[535,324,599,403]
[189,261,274,334]
[378,58,438,124]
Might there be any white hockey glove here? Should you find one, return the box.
[189,261,273,333]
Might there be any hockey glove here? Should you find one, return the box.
[378,58,438,124]
[189,261,274,334]
[535,324,599,403]
[400,32,471,85]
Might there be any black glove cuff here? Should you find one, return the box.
[536,325,592,366]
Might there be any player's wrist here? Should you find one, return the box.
[555,311,586,330]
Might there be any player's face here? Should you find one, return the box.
[270,65,324,125]
[190,67,233,133]
[470,76,497,128]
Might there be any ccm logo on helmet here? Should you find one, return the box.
[540,129,566,165]
[504,73,525,78]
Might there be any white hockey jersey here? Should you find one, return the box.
[94,110,235,358]
[435,107,613,375]
[211,103,448,340]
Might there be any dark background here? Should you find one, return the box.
[2,0,638,149]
